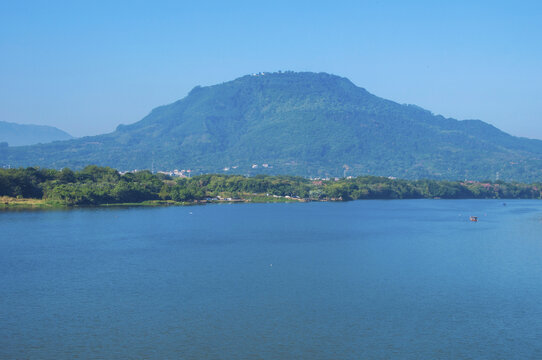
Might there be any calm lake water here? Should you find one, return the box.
[2,200,542,359]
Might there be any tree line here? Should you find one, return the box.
[1,166,542,206]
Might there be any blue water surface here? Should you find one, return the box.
[2,200,542,359]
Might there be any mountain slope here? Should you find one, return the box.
[2,72,542,181]
[0,121,73,146]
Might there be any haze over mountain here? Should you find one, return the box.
[0,121,73,146]
[2,72,542,182]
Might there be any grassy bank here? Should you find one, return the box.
[0,196,63,209]
[0,193,305,210]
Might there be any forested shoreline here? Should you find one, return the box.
[1,165,542,208]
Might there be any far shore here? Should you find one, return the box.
[0,194,534,211]
[0,194,306,210]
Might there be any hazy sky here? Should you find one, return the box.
[1,1,541,139]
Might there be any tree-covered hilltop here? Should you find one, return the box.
[4,72,542,182]
[1,166,542,207]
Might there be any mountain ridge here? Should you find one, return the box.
[0,120,73,146]
[2,71,542,182]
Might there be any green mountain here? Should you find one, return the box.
[2,71,542,181]
[0,121,73,146]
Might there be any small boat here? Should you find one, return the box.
[470,216,478,222]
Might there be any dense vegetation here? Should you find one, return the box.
[1,166,542,207]
[3,72,542,182]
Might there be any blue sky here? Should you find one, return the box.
[1,0,541,138]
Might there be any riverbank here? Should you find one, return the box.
[0,196,62,209]
[2,166,542,209]
[0,193,304,210]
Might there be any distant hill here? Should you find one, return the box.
[0,121,73,146]
[2,71,542,182]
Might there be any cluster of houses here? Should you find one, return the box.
[309,176,353,183]
[119,169,139,175]
[250,70,291,77]
[222,166,239,171]
[118,169,192,177]
[222,164,272,171]
[251,163,271,169]
[156,169,192,177]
